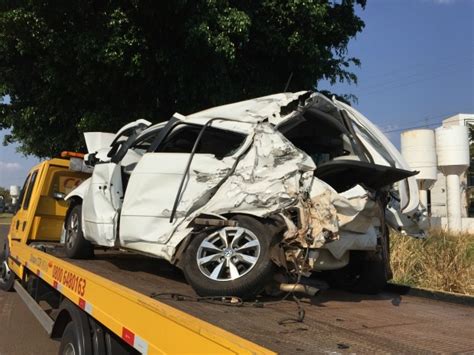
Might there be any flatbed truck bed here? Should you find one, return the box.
[10,239,474,354]
[3,158,473,354]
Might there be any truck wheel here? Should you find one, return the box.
[0,250,15,291]
[182,215,276,299]
[59,322,83,355]
[65,204,94,259]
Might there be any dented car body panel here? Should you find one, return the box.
[67,91,427,275]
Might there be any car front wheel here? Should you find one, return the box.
[182,215,276,299]
[65,204,94,259]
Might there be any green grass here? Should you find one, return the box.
[0,213,12,225]
[390,229,474,296]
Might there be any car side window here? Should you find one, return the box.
[157,125,246,159]
[130,131,161,155]
[16,173,31,211]
[22,170,38,210]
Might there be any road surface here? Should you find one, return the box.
[1,223,473,354]
[0,224,59,354]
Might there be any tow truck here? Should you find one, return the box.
[0,156,274,354]
[1,152,467,355]
[0,93,431,354]
[3,153,379,354]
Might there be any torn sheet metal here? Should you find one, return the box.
[191,124,315,215]
[165,123,381,265]
[74,90,426,270]
[186,91,308,125]
[119,153,234,247]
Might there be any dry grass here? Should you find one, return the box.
[390,229,474,295]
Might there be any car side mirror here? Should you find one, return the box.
[84,152,98,167]
[53,191,66,200]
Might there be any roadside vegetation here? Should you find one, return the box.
[390,230,474,296]
[0,1,367,158]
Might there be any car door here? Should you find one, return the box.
[119,122,248,249]
[333,99,427,236]
[82,120,151,246]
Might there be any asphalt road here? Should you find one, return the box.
[0,224,59,354]
[1,222,474,354]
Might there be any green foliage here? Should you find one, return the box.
[0,0,366,157]
[0,186,11,203]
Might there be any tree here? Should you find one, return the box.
[0,0,366,158]
[0,187,11,204]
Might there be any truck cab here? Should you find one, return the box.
[2,157,89,291]
[8,158,89,245]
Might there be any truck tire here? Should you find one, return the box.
[54,300,93,355]
[0,250,15,291]
[182,215,276,299]
[65,204,94,259]
[58,322,86,355]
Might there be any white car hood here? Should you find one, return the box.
[84,132,115,153]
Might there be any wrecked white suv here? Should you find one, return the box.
[64,91,427,298]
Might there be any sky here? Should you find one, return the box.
[319,0,474,144]
[1,0,473,187]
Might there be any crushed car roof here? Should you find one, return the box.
[142,91,340,135]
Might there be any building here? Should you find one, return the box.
[428,114,474,231]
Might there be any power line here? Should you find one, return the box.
[360,44,474,81]
[357,56,474,93]
[377,110,460,128]
[382,111,474,134]
[360,62,473,96]
[382,121,442,134]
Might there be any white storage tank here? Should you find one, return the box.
[435,125,470,232]
[401,129,437,208]
[436,125,470,170]
[10,185,20,205]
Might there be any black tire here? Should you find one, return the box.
[326,230,390,295]
[58,322,83,355]
[182,215,276,299]
[325,251,387,294]
[359,253,389,294]
[65,204,94,259]
[0,250,15,291]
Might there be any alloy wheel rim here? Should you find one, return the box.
[66,213,79,249]
[0,260,11,283]
[63,343,76,355]
[196,227,261,282]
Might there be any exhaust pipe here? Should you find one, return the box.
[279,283,319,296]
